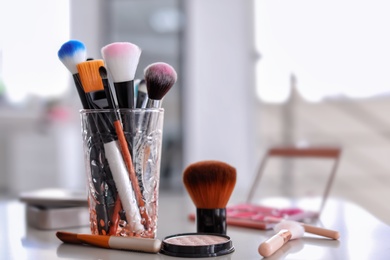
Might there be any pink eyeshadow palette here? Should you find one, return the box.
[160,233,234,257]
[189,203,318,230]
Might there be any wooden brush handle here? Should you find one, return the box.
[258,229,292,257]
[301,224,340,240]
[109,197,123,236]
[114,121,150,230]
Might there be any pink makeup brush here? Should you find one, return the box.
[101,42,142,109]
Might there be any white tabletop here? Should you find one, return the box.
[1,192,390,260]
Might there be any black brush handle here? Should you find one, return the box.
[90,90,109,109]
[73,74,90,109]
[114,81,134,109]
[89,139,110,235]
[197,208,227,235]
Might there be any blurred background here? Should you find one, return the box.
[0,0,389,225]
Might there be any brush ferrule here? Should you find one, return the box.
[146,99,162,108]
[114,81,135,109]
[89,90,109,109]
[196,208,226,235]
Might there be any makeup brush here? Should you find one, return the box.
[264,219,340,240]
[143,62,177,140]
[57,40,88,108]
[56,231,161,254]
[99,66,151,233]
[183,160,237,235]
[76,61,114,234]
[225,217,340,239]
[78,60,144,234]
[101,42,141,109]
[99,65,123,235]
[258,220,305,257]
[144,62,177,108]
[77,59,109,109]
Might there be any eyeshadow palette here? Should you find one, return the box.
[189,203,318,230]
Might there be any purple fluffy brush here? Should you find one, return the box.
[144,62,177,108]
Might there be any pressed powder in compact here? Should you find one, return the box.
[160,233,234,258]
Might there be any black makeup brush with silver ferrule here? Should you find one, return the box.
[143,62,177,136]
[183,160,237,235]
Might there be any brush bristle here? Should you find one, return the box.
[77,60,105,93]
[144,62,177,100]
[274,221,305,239]
[58,40,87,74]
[101,42,141,83]
[183,160,236,209]
[56,231,82,245]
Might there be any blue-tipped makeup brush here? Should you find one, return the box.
[58,40,89,109]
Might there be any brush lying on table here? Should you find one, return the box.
[258,220,340,257]
[56,231,161,253]
[258,220,305,257]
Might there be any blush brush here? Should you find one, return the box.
[183,160,237,235]
[101,42,142,160]
[101,42,141,109]
[144,62,177,109]
[57,40,88,109]
[143,62,177,137]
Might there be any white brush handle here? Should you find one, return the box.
[109,236,162,253]
[104,141,144,233]
[258,229,292,257]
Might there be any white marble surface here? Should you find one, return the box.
[1,193,390,259]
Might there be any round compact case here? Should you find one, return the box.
[159,233,235,258]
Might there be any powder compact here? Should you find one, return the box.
[160,233,234,258]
